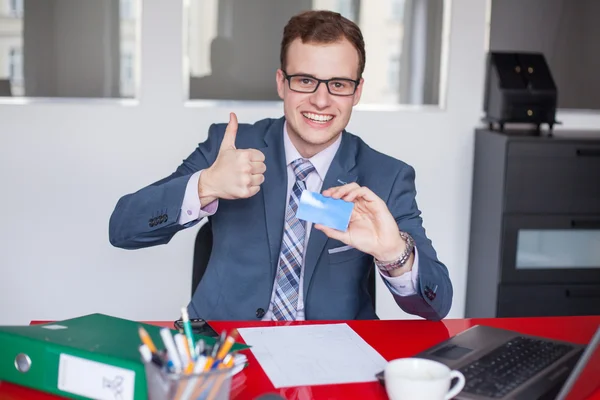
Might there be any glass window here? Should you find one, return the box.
[120,0,134,20]
[390,0,405,22]
[387,52,401,99]
[185,0,448,105]
[9,0,23,17]
[8,47,23,95]
[120,52,135,98]
[336,0,358,22]
[0,0,139,99]
[516,230,600,269]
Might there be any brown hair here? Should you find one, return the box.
[280,10,366,79]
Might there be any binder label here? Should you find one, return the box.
[58,353,135,400]
[42,324,67,330]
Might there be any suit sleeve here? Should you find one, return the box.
[108,123,226,249]
[382,163,454,320]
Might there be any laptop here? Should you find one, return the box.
[411,324,600,399]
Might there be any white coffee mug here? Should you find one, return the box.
[384,358,465,400]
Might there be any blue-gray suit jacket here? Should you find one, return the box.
[109,117,453,320]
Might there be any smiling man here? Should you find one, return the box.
[109,10,453,321]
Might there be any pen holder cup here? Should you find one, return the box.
[145,363,233,400]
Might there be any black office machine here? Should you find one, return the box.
[466,128,600,319]
[483,51,559,133]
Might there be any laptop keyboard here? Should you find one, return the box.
[459,336,574,398]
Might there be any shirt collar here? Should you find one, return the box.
[283,122,342,181]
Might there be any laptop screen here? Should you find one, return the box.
[558,327,600,400]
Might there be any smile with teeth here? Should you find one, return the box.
[302,112,334,123]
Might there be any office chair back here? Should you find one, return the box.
[367,263,376,311]
[191,219,213,298]
[0,79,12,97]
[191,221,377,311]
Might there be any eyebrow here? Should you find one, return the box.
[291,72,357,80]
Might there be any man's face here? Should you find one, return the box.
[276,38,363,158]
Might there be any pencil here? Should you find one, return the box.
[216,330,239,360]
[138,326,158,354]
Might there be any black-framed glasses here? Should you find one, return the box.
[282,70,360,96]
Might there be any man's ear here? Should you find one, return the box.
[276,69,286,100]
[353,77,364,106]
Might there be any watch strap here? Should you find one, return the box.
[374,231,415,272]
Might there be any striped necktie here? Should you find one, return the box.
[271,158,315,321]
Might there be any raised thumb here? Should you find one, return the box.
[220,112,238,151]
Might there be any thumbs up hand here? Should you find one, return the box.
[199,113,266,203]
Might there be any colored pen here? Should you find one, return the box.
[138,344,152,363]
[203,354,216,372]
[210,332,224,359]
[191,355,208,374]
[195,339,206,358]
[139,344,164,368]
[180,307,197,359]
[224,353,234,368]
[216,330,239,360]
[138,326,158,354]
[182,336,196,373]
[174,333,192,367]
[160,327,183,373]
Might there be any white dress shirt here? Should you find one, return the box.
[178,125,420,320]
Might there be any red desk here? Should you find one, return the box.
[1,316,598,399]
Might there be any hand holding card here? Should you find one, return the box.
[311,183,410,266]
[296,191,354,232]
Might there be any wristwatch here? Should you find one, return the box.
[374,231,415,272]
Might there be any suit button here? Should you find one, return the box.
[256,308,265,319]
[424,286,436,301]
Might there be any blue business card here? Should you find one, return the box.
[296,191,354,232]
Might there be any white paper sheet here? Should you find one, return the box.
[237,323,387,388]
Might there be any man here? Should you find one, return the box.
[109,10,453,321]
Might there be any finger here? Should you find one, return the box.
[250,161,266,175]
[321,185,346,198]
[249,174,265,186]
[325,183,360,199]
[314,224,348,242]
[342,186,383,204]
[247,185,261,197]
[237,183,261,198]
[338,187,364,202]
[220,112,238,151]
[247,149,265,162]
[321,187,340,197]
[321,187,337,197]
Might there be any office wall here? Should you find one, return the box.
[1,0,599,325]
[489,0,600,110]
[580,0,600,106]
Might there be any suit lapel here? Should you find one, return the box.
[259,118,287,277]
[303,131,358,301]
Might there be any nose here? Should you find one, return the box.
[309,82,331,110]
